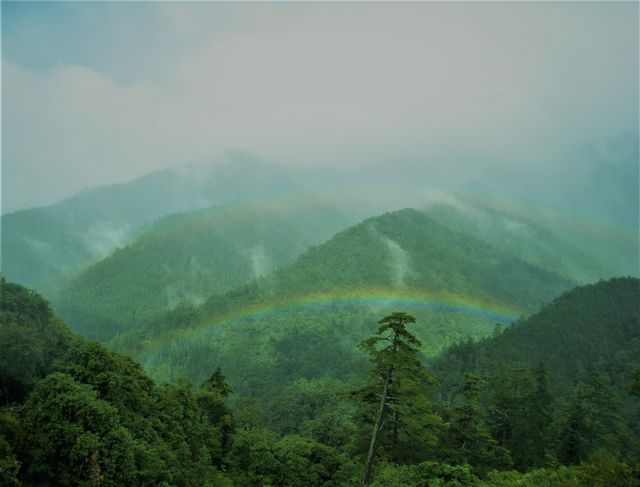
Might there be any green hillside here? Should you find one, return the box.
[0,155,301,298]
[54,199,355,340]
[115,209,575,410]
[432,277,640,436]
[263,208,574,311]
[0,279,243,486]
[433,277,639,389]
[422,201,613,284]
[55,202,597,343]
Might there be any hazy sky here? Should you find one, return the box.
[2,2,638,213]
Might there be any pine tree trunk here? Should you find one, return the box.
[362,367,392,485]
[390,408,399,463]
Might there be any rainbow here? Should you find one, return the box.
[216,288,520,324]
[137,287,520,362]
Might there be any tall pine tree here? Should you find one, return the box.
[353,312,440,485]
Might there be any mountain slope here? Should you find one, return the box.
[263,208,574,313]
[119,209,576,405]
[422,200,613,284]
[1,154,301,297]
[54,199,356,340]
[432,277,640,411]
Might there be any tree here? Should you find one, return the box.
[355,312,439,485]
[198,367,234,454]
[19,373,137,486]
[440,373,512,476]
[528,363,554,468]
[629,368,640,398]
[202,367,233,398]
[487,364,553,470]
[555,373,629,465]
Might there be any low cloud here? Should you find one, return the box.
[380,236,413,288]
[247,243,273,281]
[2,2,637,213]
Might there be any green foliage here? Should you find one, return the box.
[54,201,354,340]
[432,278,639,476]
[19,372,136,486]
[226,427,280,485]
[227,429,352,486]
[439,374,512,476]
[199,368,234,451]
[435,277,640,390]
[267,377,347,436]
[575,450,639,487]
[270,435,352,486]
[1,260,638,486]
[0,410,22,486]
[554,373,630,465]
[356,312,443,485]
[1,281,234,486]
[486,365,553,470]
[481,453,640,487]
[371,461,480,486]
[0,278,72,404]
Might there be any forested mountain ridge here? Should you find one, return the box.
[4,154,636,305]
[433,276,639,395]
[0,155,301,297]
[262,208,574,312]
[108,208,577,418]
[53,199,356,340]
[0,279,240,486]
[432,277,640,454]
[52,206,578,350]
[422,201,614,284]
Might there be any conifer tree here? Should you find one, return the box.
[441,373,512,476]
[555,372,629,464]
[528,363,554,467]
[355,312,440,485]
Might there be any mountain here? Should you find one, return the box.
[0,154,302,297]
[431,277,640,428]
[54,199,357,340]
[5,149,634,302]
[421,199,614,284]
[116,209,575,406]
[444,191,639,281]
[261,208,575,311]
[427,277,640,474]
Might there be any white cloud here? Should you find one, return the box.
[2,2,637,212]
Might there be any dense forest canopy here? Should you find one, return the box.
[1,277,638,486]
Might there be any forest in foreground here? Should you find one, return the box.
[1,277,638,486]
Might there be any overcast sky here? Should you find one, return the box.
[2,2,638,213]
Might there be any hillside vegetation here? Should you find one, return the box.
[2,278,638,486]
[107,209,575,422]
[54,200,354,340]
[1,155,301,297]
[432,277,640,432]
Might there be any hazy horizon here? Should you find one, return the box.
[2,2,638,221]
